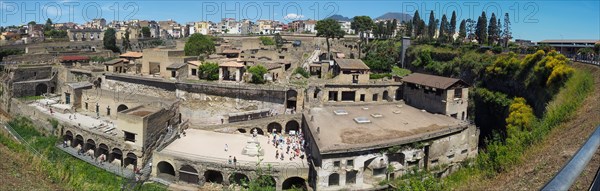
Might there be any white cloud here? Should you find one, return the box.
[284,13,304,20]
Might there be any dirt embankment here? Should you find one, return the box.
[466,62,600,190]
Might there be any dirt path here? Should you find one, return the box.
[464,62,600,190]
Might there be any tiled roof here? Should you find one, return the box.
[402,73,467,90]
[335,59,370,70]
[120,51,143,58]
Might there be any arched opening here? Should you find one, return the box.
[383,90,389,101]
[84,139,96,154]
[267,122,282,134]
[35,83,48,96]
[237,128,247,133]
[346,170,358,185]
[256,175,276,188]
[229,173,249,187]
[179,165,199,184]
[157,161,176,177]
[96,143,109,158]
[74,135,84,148]
[282,176,306,190]
[63,131,73,146]
[285,120,300,134]
[328,173,340,186]
[117,104,129,112]
[395,88,403,101]
[124,152,137,168]
[110,148,123,166]
[286,89,298,110]
[250,127,264,135]
[204,170,223,184]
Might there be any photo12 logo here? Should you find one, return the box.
[1,1,139,24]
[401,1,539,23]
[200,1,340,22]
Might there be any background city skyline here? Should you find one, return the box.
[1,0,599,41]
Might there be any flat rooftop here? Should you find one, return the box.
[307,103,467,154]
[161,129,307,167]
[122,106,161,118]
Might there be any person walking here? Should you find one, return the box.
[225,144,229,152]
[233,157,237,166]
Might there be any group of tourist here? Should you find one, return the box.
[269,130,306,161]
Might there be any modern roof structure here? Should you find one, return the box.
[104,59,125,65]
[402,73,467,90]
[335,59,370,70]
[306,104,467,154]
[166,62,187,70]
[219,61,245,68]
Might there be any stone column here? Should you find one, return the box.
[235,68,241,82]
[219,67,223,81]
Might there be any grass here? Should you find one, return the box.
[389,68,595,189]
[19,95,44,101]
[2,116,167,191]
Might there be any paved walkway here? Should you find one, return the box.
[56,145,135,178]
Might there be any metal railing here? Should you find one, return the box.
[542,125,600,191]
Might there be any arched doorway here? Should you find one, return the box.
[267,122,282,134]
[229,173,249,187]
[383,90,389,101]
[64,131,73,146]
[84,139,96,154]
[328,173,339,186]
[35,83,48,96]
[157,161,176,177]
[179,165,199,184]
[74,135,84,148]
[204,170,223,183]
[117,104,129,112]
[285,120,300,134]
[346,170,358,185]
[286,89,298,110]
[124,152,137,168]
[282,176,306,190]
[110,148,123,166]
[96,143,109,158]
[250,127,264,135]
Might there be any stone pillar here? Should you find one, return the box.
[337,91,342,102]
[219,67,223,81]
[235,68,241,82]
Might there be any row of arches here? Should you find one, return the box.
[157,161,306,190]
[64,130,138,168]
[328,170,359,187]
[237,120,300,135]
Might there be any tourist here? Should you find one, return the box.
[233,157,237,166]
[228,156,232,164]
[276,150,279,159]
[225,144,228,152]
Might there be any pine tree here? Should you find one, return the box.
[428,11,436,40]
[450,11,457,36]
[439,14,448,43]
[458,19,467,43]
[488,13,498,45]
[412,10,421,37]
[503,13,512,48]
[466,19,476,41]
[475,11,487,44]
[405,20,413,37]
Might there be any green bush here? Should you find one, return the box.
[292,67,310,78]
[248,65,268,84]
[259,36,275,46]
[198,62,219,80]
[369,73,392,79]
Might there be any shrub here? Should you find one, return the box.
[259,36,275,45]
[292,67,310,78]
[248,65,268,84]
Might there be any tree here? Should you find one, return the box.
[458,20,467,43]
[351,16,374,58]
[475,12,488,44]
[488,13,498,45]
[315,18,345,60]
[103,28,119,52]
[198,62,219,80]
[427,11,437,40]
[141,27,151,38]
[184,33,215,59]
[450,11,457,38]
[466,19,476,41]
[44,18,53,31]
[248,65,268,84]
[404,21,413,37]
[122,29,131,52]
[438,14,448,43]
[412,10,421,37]
[28,21,36,26]
[502,13,512,48]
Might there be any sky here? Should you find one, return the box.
[1,0,598,42]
